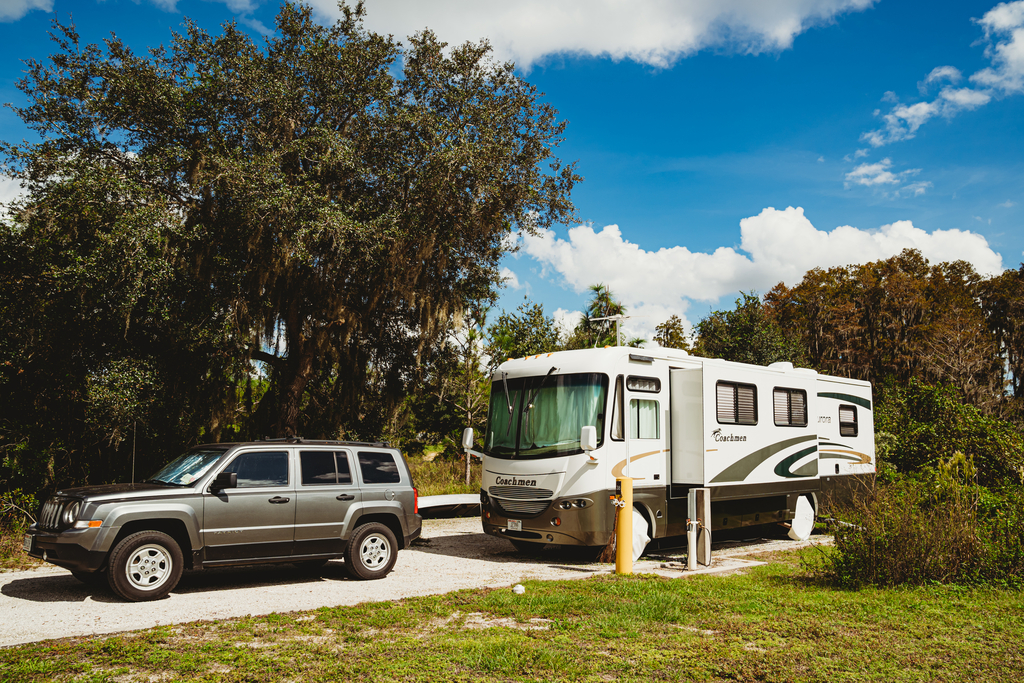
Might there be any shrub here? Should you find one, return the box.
[819,453,1024,588]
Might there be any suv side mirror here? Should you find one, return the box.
[211,471,237,492]
[462,427,474,450]
[580,426,597,459]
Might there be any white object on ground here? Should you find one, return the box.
[632,509,651,562]
[513,584,525,594]
[787,495,815,541]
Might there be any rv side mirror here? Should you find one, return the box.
[580,426,598,454]
[211,471,237,492]
[461,427,474,450]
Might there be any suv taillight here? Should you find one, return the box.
[413,487,418,514]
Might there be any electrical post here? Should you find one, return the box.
[614,477,633,574]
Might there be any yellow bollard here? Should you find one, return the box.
[615,477,633,574]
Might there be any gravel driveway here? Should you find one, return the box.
[0,518,825,647]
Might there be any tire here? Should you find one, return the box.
[787,494,816,541]
[107,530,184,602]
[71,570,106,587]
[344,523,398,580]
[509,539,544,555]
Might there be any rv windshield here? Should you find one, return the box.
[485,372,607,459]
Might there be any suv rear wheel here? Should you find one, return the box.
[107,530,183,601]
[344,522,397,580]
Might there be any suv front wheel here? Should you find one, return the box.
[344,522,397,580]
[107,530,184,601]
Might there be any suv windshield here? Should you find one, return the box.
[485,372,607,459]
[147,449,227,486]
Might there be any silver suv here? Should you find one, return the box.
[24,439,421,601]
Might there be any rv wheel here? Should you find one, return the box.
[787,495,816,541]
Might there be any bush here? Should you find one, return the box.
[819,453,1024,588]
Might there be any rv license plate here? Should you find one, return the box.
[23,535,32,553]
[507,519,522,532]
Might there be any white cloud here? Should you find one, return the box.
[552,308,583,339]
[922,65,962,90]
[845,158,900,186]
[0,0,51,22]
[999,200,1017,208]
[0,175,25,219]
[500,266,521,290]
[519,207,1002,337]
[897,181,932,197]
[862,1,1024,147]
[309,0,878,69]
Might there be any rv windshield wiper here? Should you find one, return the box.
[502,371,515,437]
[520,366,558,452]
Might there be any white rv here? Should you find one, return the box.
[471,347,874,556]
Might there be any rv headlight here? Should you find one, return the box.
[559,500,572,510]
[62,501,82,527]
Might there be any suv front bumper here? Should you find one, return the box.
[24,526,108,572]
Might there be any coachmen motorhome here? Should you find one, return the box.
[467,347,874,558]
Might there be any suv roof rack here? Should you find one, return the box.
[259,436,390,448]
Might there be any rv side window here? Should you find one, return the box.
[773,388,807,427]
[716,382,757,425]
[629,399,660,439]
[839,405,858,437]
[611,375,625,441]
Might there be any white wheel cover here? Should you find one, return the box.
[788,495,815,541]
[632,509,651,561]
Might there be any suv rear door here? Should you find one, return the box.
[293,449,361,557]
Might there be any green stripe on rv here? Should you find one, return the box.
[774,445,819,478]
[710,435,818,483]
[817,392,872,410]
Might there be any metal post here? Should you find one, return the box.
[615,477,633,574]
[695,487,711,566]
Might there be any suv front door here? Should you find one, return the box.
[203,449,295,562]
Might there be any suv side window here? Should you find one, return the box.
[300,451,354,485]
[358,451,401,484]
[222,451,289,488]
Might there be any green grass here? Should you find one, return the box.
[3,548,1022,682]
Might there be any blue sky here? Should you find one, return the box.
[2,0,1023,341]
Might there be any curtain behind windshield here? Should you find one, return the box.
[486,373,607,459]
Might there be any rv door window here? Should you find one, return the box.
[839,405,858,437]
[716,381,757,425]
[611,375,624,441]
[773,388,808,427]
[629,399,660,439]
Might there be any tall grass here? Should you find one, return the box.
[406,454,482,496]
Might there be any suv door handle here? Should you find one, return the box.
[268,496,290,504]
[336,494,355,501]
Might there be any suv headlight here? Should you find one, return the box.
[61,501,82,527]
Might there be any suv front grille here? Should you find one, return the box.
[38,497,73,531]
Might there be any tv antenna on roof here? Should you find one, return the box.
[588,313,633,347]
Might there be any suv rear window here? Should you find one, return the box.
[358,451,401,484]
[300,451,353,485]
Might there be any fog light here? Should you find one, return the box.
[546,534,554,541]
[551,517,561,526]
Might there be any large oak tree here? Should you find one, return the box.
[0,2,577,490]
